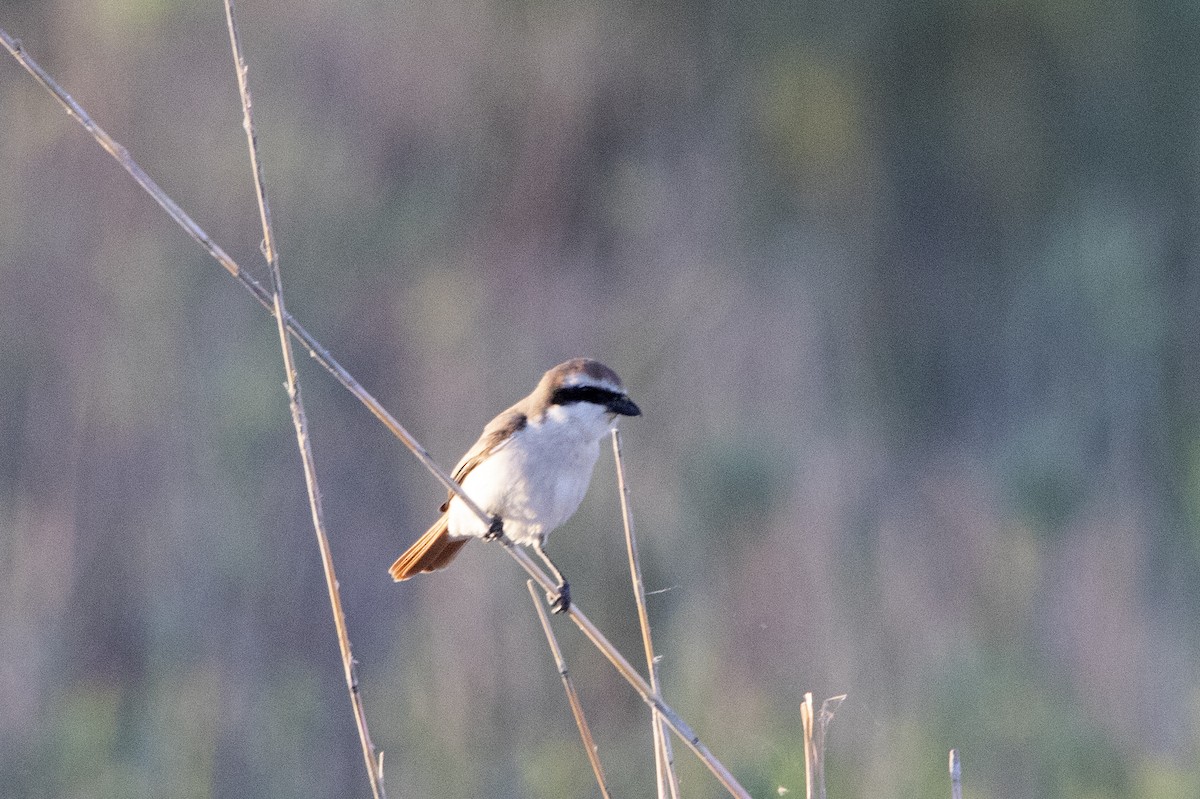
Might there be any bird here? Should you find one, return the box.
[389,358,641,613]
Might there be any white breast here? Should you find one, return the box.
[447,402,612,545]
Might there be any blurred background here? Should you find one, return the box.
[3,1,1200,797]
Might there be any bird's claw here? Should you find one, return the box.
[484,516,504,541]
[548,581,571,614]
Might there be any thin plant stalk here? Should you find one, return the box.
[611,429,680,799]
[800,694,818,799]
[1,29,751,799]
[801,692,846,799]
[221,4,385,797]
[503,541,750,798]
[949,749,962,799]
[527,581,613,799]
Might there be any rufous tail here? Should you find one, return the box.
[389,515,468,581]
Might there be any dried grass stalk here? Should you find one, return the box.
[801,692,845,799]
[221,3,385,795]
[527,581,613,799]
[611,429,680,799]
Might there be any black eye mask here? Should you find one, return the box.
[550,385,625,407]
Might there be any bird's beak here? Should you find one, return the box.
[607,395,641,417]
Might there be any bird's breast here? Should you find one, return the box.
[449,413,605,544]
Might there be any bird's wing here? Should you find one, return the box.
[439,407,528,512]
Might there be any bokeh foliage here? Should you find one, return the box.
[3,0,1200,797]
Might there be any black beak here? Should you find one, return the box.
[608,395,641,417]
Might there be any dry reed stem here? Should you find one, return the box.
[949,749,962,799]
[501,540,751,798]
[527,581,613,799]
[220,4,386,798]
[611,429,680,799]
[801,692,845,799]
[800,694,816,799]
[1,28,751,799]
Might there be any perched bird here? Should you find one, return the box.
[389,358,641,612]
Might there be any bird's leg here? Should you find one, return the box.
[533,537,570,614]
[484,515,505,541]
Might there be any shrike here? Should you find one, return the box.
[390,358,641,612]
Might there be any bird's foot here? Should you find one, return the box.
[548,581,571,614]
[484,516,504,541]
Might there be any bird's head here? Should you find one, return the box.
[532,358,641,438]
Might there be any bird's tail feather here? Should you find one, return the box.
[389,515,467,581]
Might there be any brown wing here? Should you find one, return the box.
[438,407,527,512]
[389,401,530,581]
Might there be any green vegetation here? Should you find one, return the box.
[2,1,1199,796]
